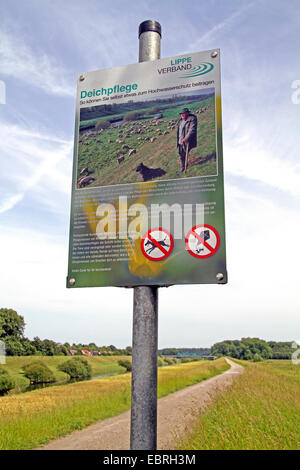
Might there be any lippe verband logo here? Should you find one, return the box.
[180,62,214,78]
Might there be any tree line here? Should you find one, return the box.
[1,308,297,360]
[0,308,131,356]
[211,338,297,361]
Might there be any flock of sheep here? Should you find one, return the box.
[111,117,178,166]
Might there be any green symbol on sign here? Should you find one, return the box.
[180,62,214,78]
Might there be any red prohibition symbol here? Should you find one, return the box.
[141,228,174,261]
[185,224,220,259]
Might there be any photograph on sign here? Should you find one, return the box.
[67,49,227,288]
[77,88,217,188]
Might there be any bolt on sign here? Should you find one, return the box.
[67,49,227,288]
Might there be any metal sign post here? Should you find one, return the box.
[130,20,162,451]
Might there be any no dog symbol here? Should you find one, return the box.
[185,224,220,259]
[141,228,174,261]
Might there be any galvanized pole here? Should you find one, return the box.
[130,20,162,451]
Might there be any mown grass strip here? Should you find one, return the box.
[0,358,228,450]
[176,360,300,450]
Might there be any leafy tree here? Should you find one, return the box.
[4,337,25,356]
[58,345,68,356]
[32,337,63,356]
[23,361,55,384]
[118,359,132,372]
[0,367,15,395]
[164,357,177,365]
[241,338,272,359]
[211,338,272,360]
[242,350,253,361]
[253,353,263,362]
[0,308,25,340]
[157,357,165,367]
[58,357,92,379]
[22,338,37,356]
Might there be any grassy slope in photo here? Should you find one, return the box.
[176,360,300,450]
[77,95,216,187]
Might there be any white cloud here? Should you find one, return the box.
[0,193,24,213]
[0,27,74,97]
[224,132,300,198]
[186,2,256,51]
[0,121,73,214]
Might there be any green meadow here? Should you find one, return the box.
[176,360,300,450]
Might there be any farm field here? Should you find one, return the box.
[0,358,228,450]
[77,95,217,187]
[176,360,300,450]
[2,355,129,392]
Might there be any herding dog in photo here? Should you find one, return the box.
[136,162,166,182]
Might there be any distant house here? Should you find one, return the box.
[154,113,162,119]
[81,349,92,356]
[91,351,99,356]
[68,349,77,356]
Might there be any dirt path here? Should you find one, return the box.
[38,359,243,450]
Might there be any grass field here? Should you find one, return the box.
[77,95,216,187]
[0,358,228,450]
[176,360,300,450]
[2,355,129,392]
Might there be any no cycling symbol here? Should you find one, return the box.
[185,224,220,259]
[141,228,174,261]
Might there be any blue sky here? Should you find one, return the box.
[0,0,299,348]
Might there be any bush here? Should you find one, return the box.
[124,111,141,121]
[118,359,132,372]
[23,361,55,384]
[95,120,110,130]
[253,353,263,362]
[157,357,165,367]
[58,357,92,379]
[180,357,193,363]
[163,357,177,365]
[146,106,160,115]
[0,367,15,395]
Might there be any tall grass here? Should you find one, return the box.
[158,359,229,397]
[0,358,228,450]
[176,360,300,450]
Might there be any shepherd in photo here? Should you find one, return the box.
[177,108,197,174]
